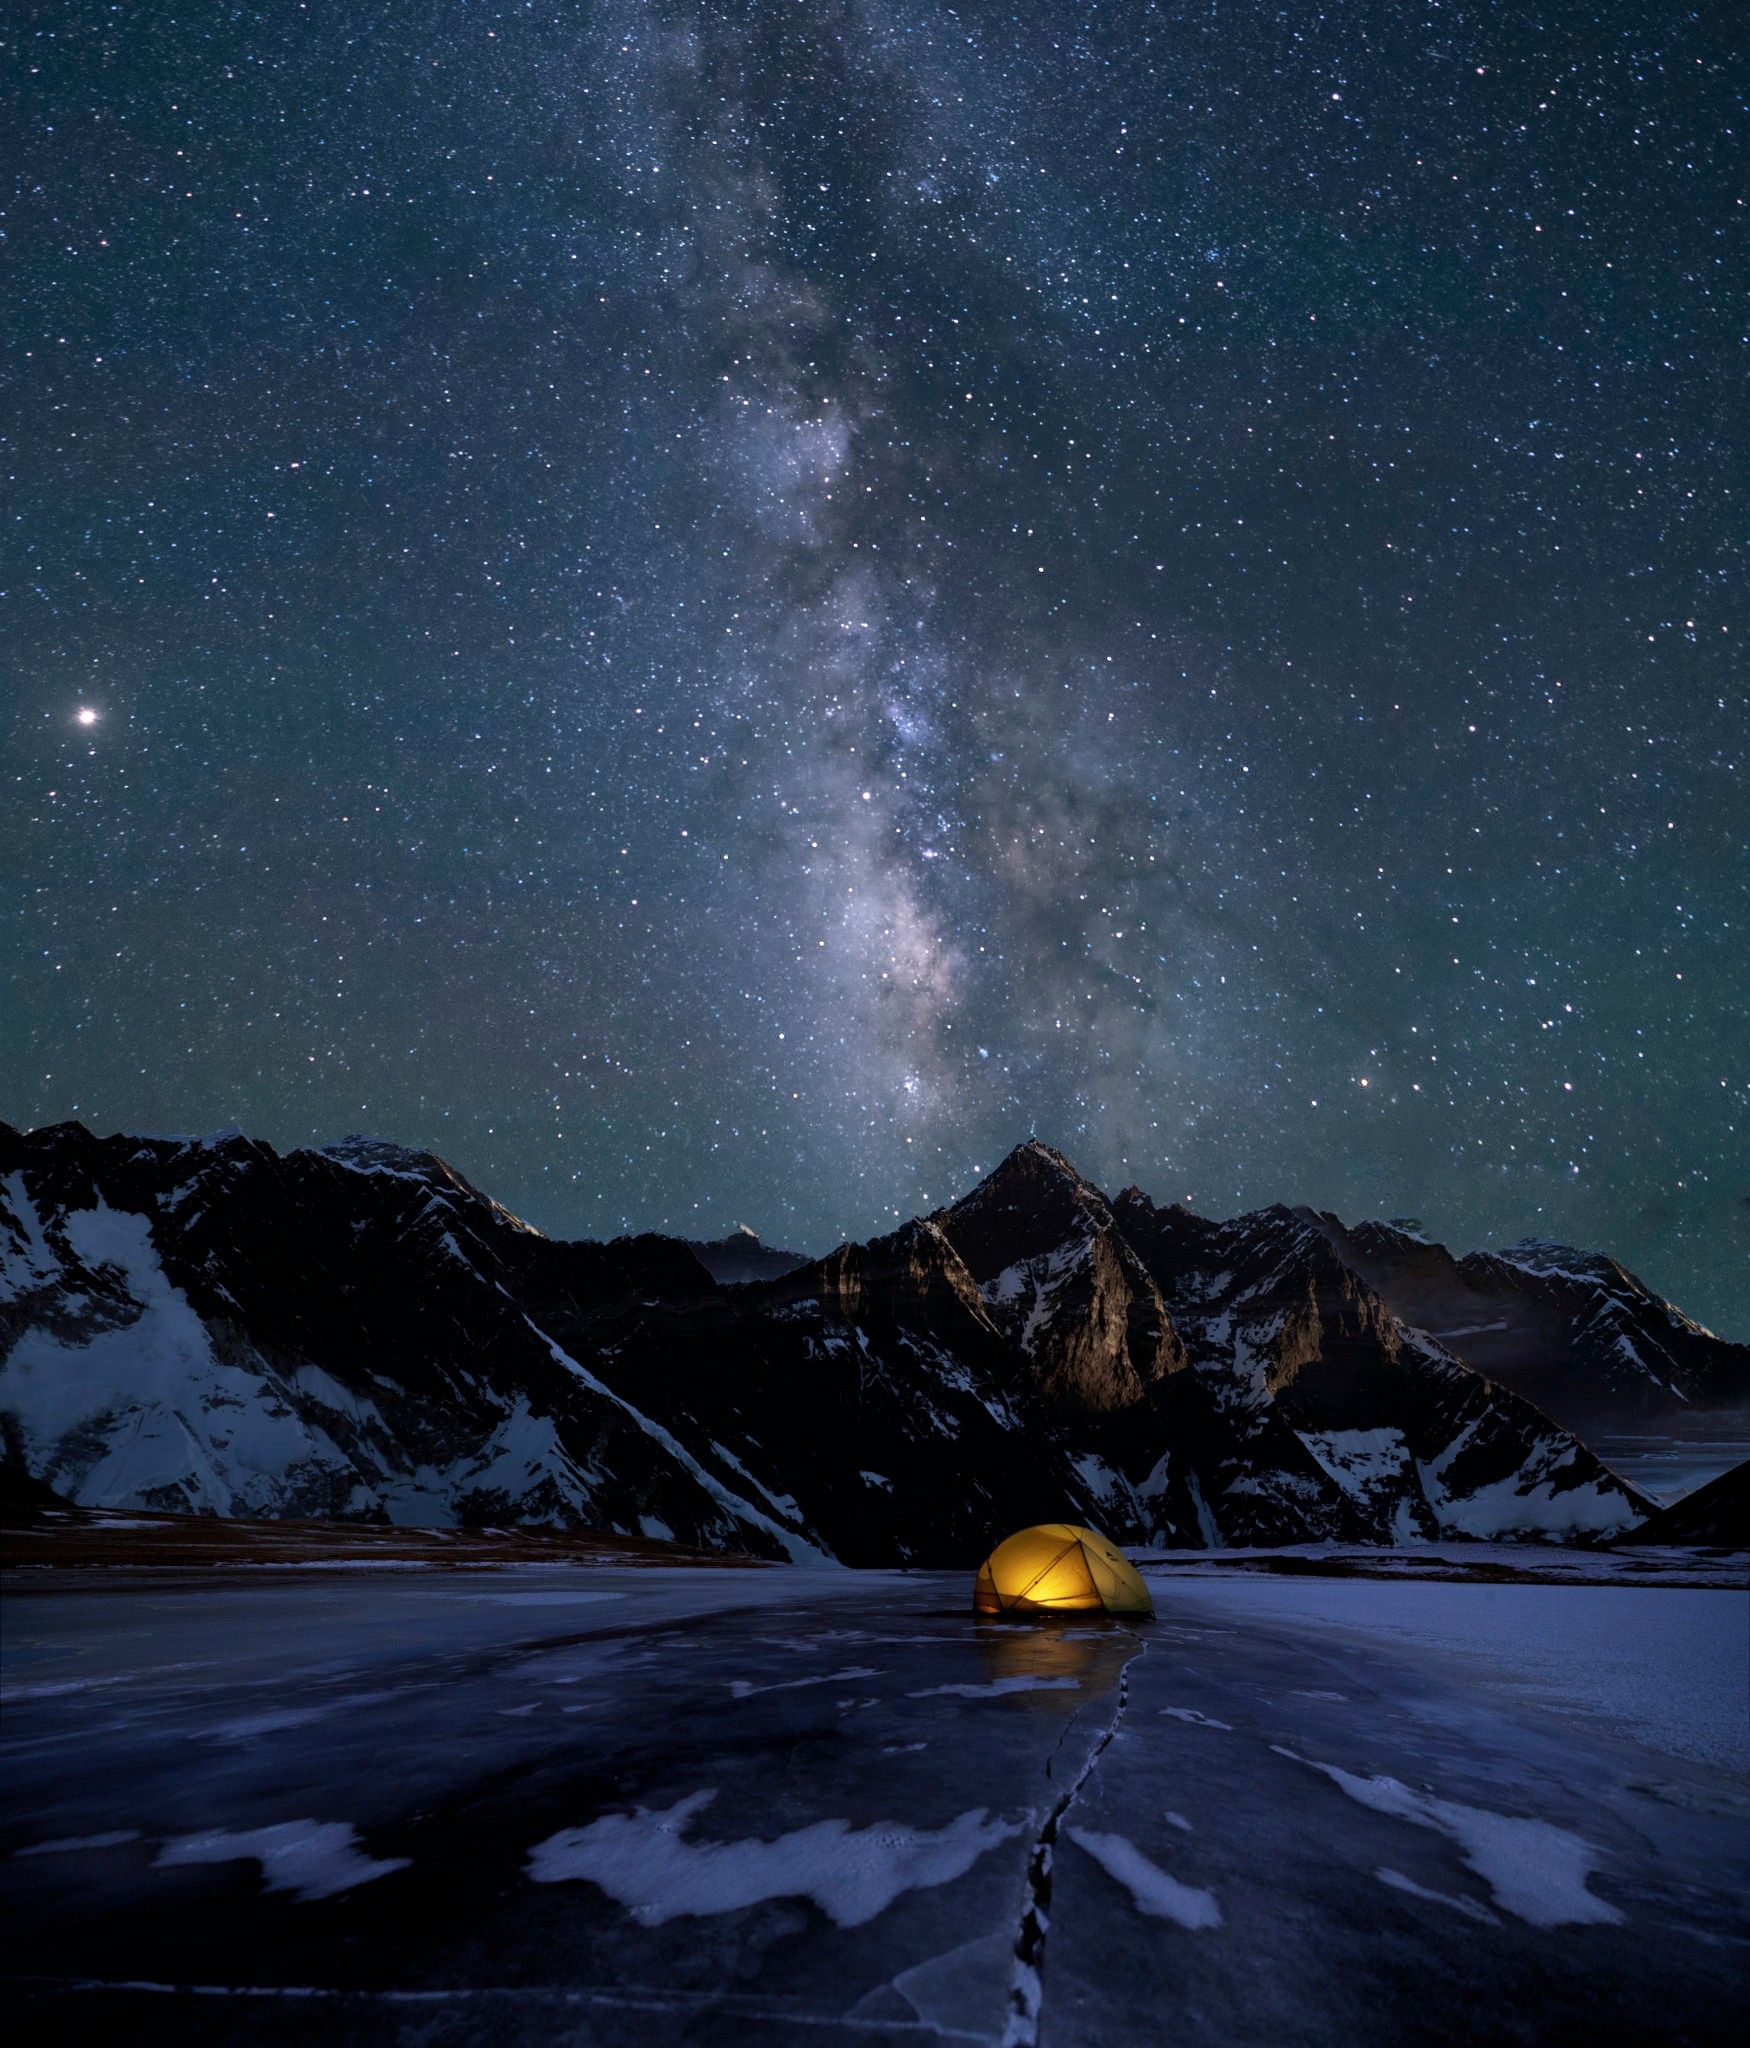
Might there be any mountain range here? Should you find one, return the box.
[3,1120,1745,1561]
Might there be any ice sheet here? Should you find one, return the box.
[5,1563,1747,2045]
[1152,1579,1749,1773]
[908,1676,1082,1700]
[1273,1748,1622,1927]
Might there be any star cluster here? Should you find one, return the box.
[6,2,1744,1329]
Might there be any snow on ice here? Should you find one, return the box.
[1159,1706,1233,1730]
[1066,1828,1223,1929]
[526,1788,1023,1927]
[155,1821,410,1902]
[1273,1750,1622,1928]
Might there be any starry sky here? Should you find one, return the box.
[7,2,1745,1332]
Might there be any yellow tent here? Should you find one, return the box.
[972,1523,1154,1618]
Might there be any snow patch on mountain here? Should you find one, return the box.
[4,1125,1711,1556]
[1,1172,58,1288]
[2,1205,349,1514]
[1296,1429,1416,1524]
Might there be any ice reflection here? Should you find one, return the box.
[970,1619,1133,1712]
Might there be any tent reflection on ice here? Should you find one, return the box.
[972,1523,1154,1617]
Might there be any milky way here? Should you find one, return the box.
[7,3,1745,1328]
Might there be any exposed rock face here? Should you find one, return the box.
[1301,1211,1750,1433]
[935,1143,1185,1415]
[5,1122,1714,1559]
[804,1218,993,1325]
[1110,1190,1649,1546]
[0,1126,1124,1564]
[0,1121,779,1551]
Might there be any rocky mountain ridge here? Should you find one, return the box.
[1301,1209,1744,1432]
[4,1122,1743,1561]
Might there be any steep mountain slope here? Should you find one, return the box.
[1302,1211,1749,1433]
[1109,1190,1643,1544]
[0,1122,822,1557]
[1623,1457,1750,1546]
[933,1143,1185,1413]
[1,1123,1681,1556]
[0,1126,1144,1561]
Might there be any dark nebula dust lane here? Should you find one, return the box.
[5,3,1744,1327]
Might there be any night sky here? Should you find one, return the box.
[7,3,1745,1332]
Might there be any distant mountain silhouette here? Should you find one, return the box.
[683,1226,807,1285]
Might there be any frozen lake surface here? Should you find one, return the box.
[2,1561,1745,2045]
[1142,1574,1750,1773]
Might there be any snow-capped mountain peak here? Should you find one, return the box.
[6,1120,1736,1558]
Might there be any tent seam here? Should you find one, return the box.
[1007,1536,1083,1608]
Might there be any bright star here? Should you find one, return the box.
[76,707,99,726]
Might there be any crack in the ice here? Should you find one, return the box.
[1041,1695,1095,1787]
[6,1977,982,2035]
[1003,1627,1148,2048]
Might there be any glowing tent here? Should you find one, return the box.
[972,1523,1154,1617]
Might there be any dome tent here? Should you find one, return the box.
[972,1523,1154,1617]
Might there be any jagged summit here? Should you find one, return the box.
[1300,1206,1746,1427]
[1485,1236,1630,1279]
[1114,1184,1200,1218]
[1485,1236,1722,1344]
[933,1147,1182,1416]
[307,1133,544,1234]
[3,1121,1742,1557]
[319,1133,450,1173]
[971,1138,1103,1197]
[992,1137,1106,1197]
[936,1138,1117,1279]
[802,1216,993,1326]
